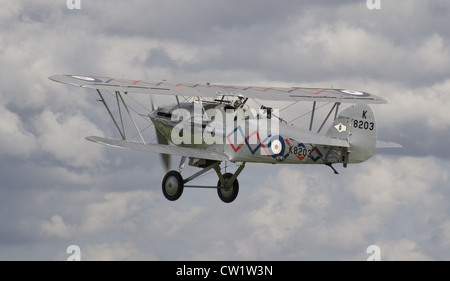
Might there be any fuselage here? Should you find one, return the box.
[149,100,349,165]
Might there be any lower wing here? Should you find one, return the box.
[86,136,230,162]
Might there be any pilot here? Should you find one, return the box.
[233,99,242,110]
[233,98,250,120]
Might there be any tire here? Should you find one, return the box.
[217,173,239,203]
[162,170,184,201]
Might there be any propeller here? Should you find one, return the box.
[151,98,171,172]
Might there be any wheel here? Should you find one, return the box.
[217,173,239,203]
[162,170,184,201]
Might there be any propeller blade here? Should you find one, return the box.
[151,97,171,172]
[156,128,171,171]
[150,97,155,111]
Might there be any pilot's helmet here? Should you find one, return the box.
[233,99,242,109]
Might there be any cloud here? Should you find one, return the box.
[380,239,433,261]
[81,242,152,261]
[3,154,450,260]
[372,79,450,159]
[0,104,37,157]
[79,190,154,235]
[33,110,107,169]
[40,215,75,239]
[232,155,450,260]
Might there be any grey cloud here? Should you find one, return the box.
[14,156,446,260]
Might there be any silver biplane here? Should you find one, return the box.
[49,75,401,203]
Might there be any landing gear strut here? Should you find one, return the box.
[325,163,339,175]
[161,160,246,203]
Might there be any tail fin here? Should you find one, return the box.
[326,103,376,164]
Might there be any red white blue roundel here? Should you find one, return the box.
[70,75,102,83]
[268,135,285,158]
[271,139,282,154]
[340,89,370,97]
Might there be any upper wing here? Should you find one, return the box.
[86,136,230,162]
[49,75,387,104]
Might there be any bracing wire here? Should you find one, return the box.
[288,102,331,125]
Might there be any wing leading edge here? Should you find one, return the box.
[49,75,387,104]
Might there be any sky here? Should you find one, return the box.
[0,0,449,260]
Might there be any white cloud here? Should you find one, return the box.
[438,221,450,249]
[0,104,37,157]
[265,19,450,86]
[9,154,450,261]
[79,190,154,235]
[82,242,153,261]
[378,80,450,132]
[33,110,107,169]
[248,169,314,243]
[238,155,450,260]
[40,215,75,239]
[381,239,433,261]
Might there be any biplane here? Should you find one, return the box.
[49,75,401,203]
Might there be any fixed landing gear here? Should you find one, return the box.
[161,161,245,203]
[162,170,184,201]
[217,173,239,203]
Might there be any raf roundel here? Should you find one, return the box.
[340,89,364,96]
[70,75,102,83]
[268,135,286,159]
[270,139,282,155]
[339,89,371,98]
[71,75,95,81]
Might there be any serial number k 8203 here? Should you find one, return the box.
[288,145,311,158]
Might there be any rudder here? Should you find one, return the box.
[326,103,376,164]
